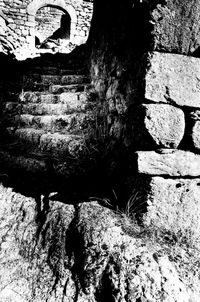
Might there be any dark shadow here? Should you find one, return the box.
[35,36,40,47]
[190,47,200,57]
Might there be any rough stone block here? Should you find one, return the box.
[15,128,44,145]
[136,150,200,176]
[143,177,200,245]
[132,104,185,149]
[145,52,200,108]
[189,110,200,150]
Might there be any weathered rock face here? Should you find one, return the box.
[0,184,197,302]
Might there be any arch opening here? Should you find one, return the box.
[35,5,73,52]
[24,0,94,58]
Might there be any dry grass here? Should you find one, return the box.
[113,192,200,298]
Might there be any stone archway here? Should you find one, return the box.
[27,0,77,41]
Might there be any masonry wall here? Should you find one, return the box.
[0,0,93,59]
[89,0,200,240]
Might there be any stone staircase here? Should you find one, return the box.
[0,56,92,181]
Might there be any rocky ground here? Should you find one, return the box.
[0,184,199,302]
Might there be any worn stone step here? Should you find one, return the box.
[50,84,89,94]
[22,82,50,92]
[20,96,88,115]
[20,92,58,104]
[22,83,89,93]
[41,75,90,85]
[16,113,91,133]
[21,103,83,115]
[14,128,45,145]
[20,91,87,106]
[0,150,47,173]
[13,128,84,157]
[23,74,90,90]
[26,66,87,75]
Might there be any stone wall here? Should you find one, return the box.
[0,1,199,299]
[0,0,93,59]
[88,0,200,239]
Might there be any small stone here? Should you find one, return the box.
[134,104,185,148]
[191,121,200,150]
[189,110,200,121]
[136,150,200,176]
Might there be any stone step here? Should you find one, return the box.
[20,92,58,104]
[13,128,84,157]
[23,74,90,87]
[22,82,89,93]
[50,84,89,94]
[41,75,90,85]
[0,150,47,173]
[16,113,90,133]
[22,83,50,92]
[26,66,88,76]
[20,102,87,115]
[14,128,45,145]
[20,91,87,108]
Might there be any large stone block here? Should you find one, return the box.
[145,52,200,108]
[143,177,200,246]
[136,150,200,176]
[131,104,185,149]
